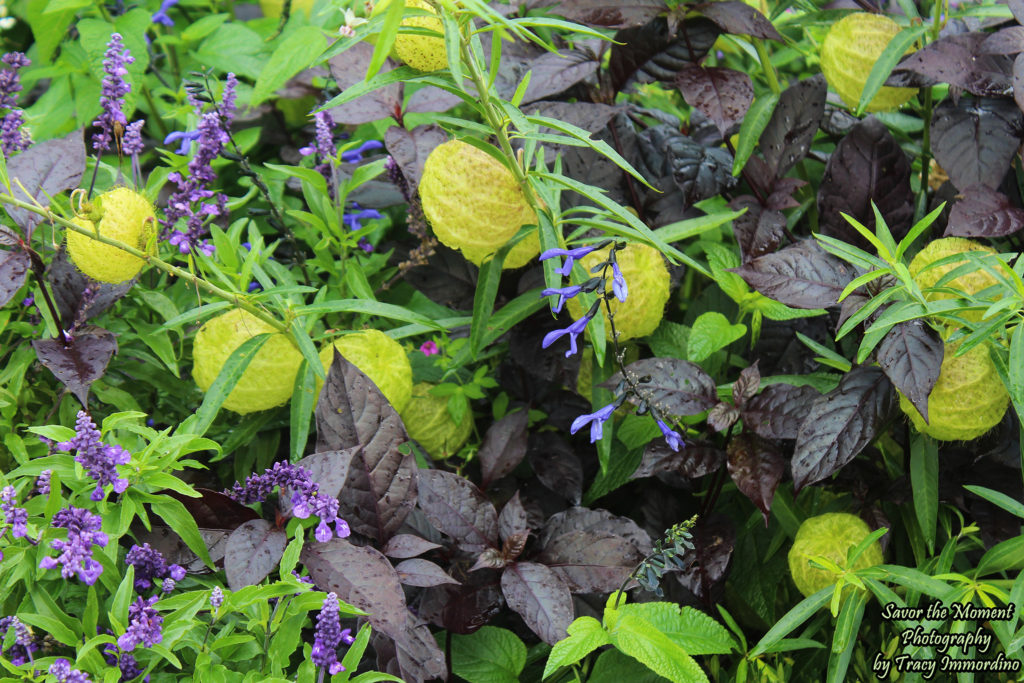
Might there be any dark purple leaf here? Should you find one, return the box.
[707,402,741,433]
[315,350,417,542]
[733,362,761,407]
[224,519,287,590]
[539,507,652,555]
[382,534,442,559]
[498,491,530,543]
[301,538,407,640]
[945,185,1024,237]
[32,326,117,405]
[403,244,478,311]
[817,116,914,248]
[0,247,29,308]
[528,435,583,505]
[695,1,782,41]
[47,249,134,327]
[393,619,449,683]
[1012,0,1024,24]
[418,571,504,634]
[545,0,664,29]
[675,65,753,136]
[384,124,446,193]
[526,102,623,136]
[930,98,1022,191]
[760,75,826,181]
[636,125,737,205]
[730,196,785,262]
[726,433,784,525]
[395,558,460,587]
[876,320,943,423]
[765,177,807,211]
[404,85,463,115]
[521,49,600,104]
[1015,53,1024,115]
[501,562,573,645]
[606,358,718,416]
[537,530,645,593]
[742,383,821,440]
[327,43,402,125]
[479,409,529,488]
[609,17,721,93]
[417,469,499,551]
[792,366,896,492]
[6,130,86,236]
[292,447,358,502]
[731,240,855,309]
[634,439,725,479]
[980,27,1024,56]
[677,515,734,599]
[894,33,1013,97]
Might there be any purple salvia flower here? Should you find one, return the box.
[358,237,374,253]
[92,33,134,153]
[0,616,37,666]
[311,593,347,675]
[0,486,27,538]
[49,658,92,683]
[151,0,179,26]
[656,420,683,452]
[292,569,314,585]
[35,469,51,496]
[39,506,108,585]
[57,410,131,501]
[0,53,29,158]
[0,109,28,157]
[539,245,599,277]
[541,307,595,358]
[611,260,628,303]
[540,284,582,314]
[21,294,32,307]
[122,120,144,155]
[210,586,223,612]
[117,595,163,652]
[570,403,616,443]
[300,111,338,194]
[162,577,176,593]
[117,652,146,682]
[340,139,383,164]
[126,543,184,591]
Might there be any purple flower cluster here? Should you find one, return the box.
[0,486,27,539]
[225,462,350,543]
[102,641,148,683]
[0,52,30,157]
[57,411,131,501]
[210,586,223,612]
[117,595,163,652]
[311,593,354,675]
[0,616,37,665]
[39,507,108,585]
[92,33,134,154]
[35,469,51,496]
[162,73,237,256]
[50,658,91,683]
[298,111,337,185]
[125,543,185,592]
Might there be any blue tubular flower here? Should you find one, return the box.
[657,420,683,452]
[611,261,628,302]
[340,139,383,164]
[540,284,582,314]
[539,245,599,277]
[163,129,199,155]
[343,205,383,231]
[570,403,616,443]
[151,0,179,26]
[541,306,596,358]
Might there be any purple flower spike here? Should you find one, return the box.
[40,507,108,585]
[311,593,348,675]
[122,120,145,156]
[57,411,131,501]
[541,310,594,358]
[541,284,582,314]
[0,616,38,666]
[570,403,616,443]
[117,595,163,652]
[92,33,134,153]
[210,586,224,612]
[539,245,599,277]
[611,261,628,303]
[49,658,92,683]
[126,542,186,591]
[0,52,30,157]
[35,469,51,496]
[0,487,27,538]
[657,420,683,452]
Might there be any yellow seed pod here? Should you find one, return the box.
[399,382,472,458]
[788,512,883,598]
[372,0,447,72]
[66,187,156,284]
[259,0,315,19]
[820,13,917,112]
[909,237,1000,323]
[318,329,413,412]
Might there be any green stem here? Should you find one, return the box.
[0,194,291,336]
[753,38,781,95]
[141,85,169,141]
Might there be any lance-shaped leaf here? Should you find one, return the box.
[731,240,855,310]
[760,75,826,181]
[6,129,86,236]
[384,124,446,193]
[946,185,1024,237]
[224,519,287,590]
[695,1,782,41]
[521,48,600,104]
[634,439,725,479]
[817,116,914,248]
[395,559,460,587]
[392,617,450,682]
[0,247,29,309]
[608,17,721,92]
[383,534,442,559]
[417,469,499,551]
[727,433,784,525]
[32,326,117,406]
[501,562,573,645]
[731,196,785,263]
[47,249,135,327]
[876,320,943,422]
[930,98,1023,191]
[315,350,416,542]
[480,409,529,488]
[792,366,896,491]
[677,515,735,599]
[605,358,718,416]
[538,530,646,593]
[894,33,1013,97]
[301,538,407,640]
[676,65,753,136]
[741,383,821,440]
[1015,53,1024,114]
[498,491,530,544]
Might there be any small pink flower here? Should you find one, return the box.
[420,341,439,356]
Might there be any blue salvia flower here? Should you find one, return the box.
[570,403,616,443]
[540,284,581,314]
[657,420,683,452]
[117,595,163,651]
[311,593,355,675]
[611,260,628,302]
[39,507,108,585]
[151,0,179,26]
[0,52,31,157]
[0,486,27,538]
[163,129,199,155]
[541,301,599,358]
[92,33,134,153]
[0,616,37,665]
[210,586,223,612]
[539,245,599,277]
[340,139,383,164]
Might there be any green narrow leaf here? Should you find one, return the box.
[732,92,779,176]
[150,496,215,569]
[826,589,868,683]
[188,333,269,438]
[470,251,504,359]
[367,0,407,80]
[749,588,833,657]
[250,26,327,108]
[855,25,925,116]
[294,300,444,329]
[290,360,316,462]
[975,536,1024,577]
[963,484,1024,520]
[910,432,938,554]
[112,566,136,628]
